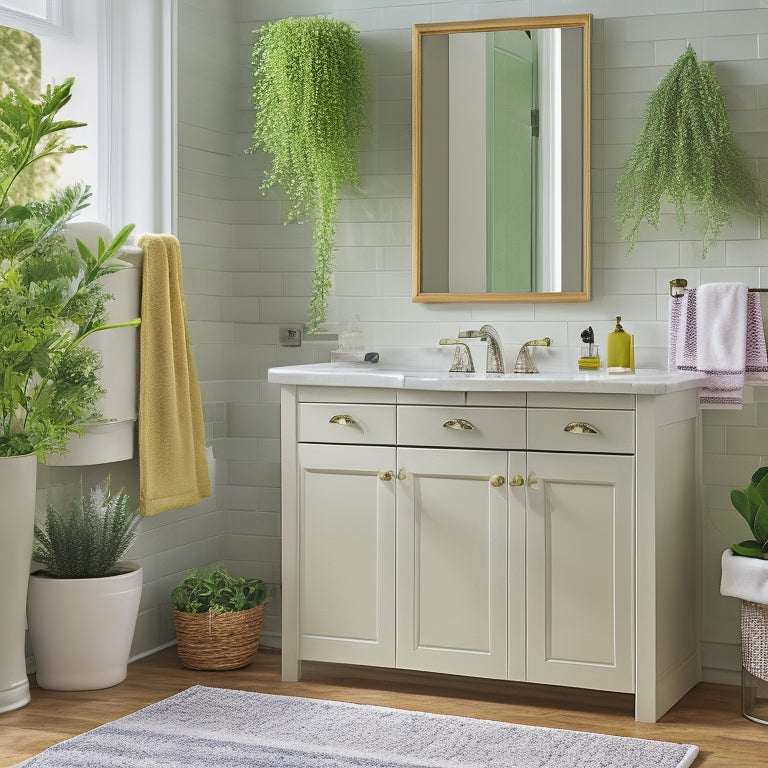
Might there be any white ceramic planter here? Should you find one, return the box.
[0,453,38,713]
[49,224,143,466]
[27,562,143,691]
[720,548,768,603]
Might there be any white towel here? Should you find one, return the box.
[720,548,768,604]
[669,283,768,409]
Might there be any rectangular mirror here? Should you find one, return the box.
[412,15,591,303]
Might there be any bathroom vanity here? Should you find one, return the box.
[268,363,708,722]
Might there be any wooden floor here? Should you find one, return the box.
[1,646,766,767]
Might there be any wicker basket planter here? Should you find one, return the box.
[174,603,265,671]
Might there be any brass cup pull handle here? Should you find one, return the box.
[564,421,600,435]
[443,418,476,431]
[509,475,524,487]
[489,474,505,487]
[378,470,394,481]
[527,472,540,489]
[329,414,357,426]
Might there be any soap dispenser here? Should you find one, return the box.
[606,316,634,374]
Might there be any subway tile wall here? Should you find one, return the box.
[165,0,768,679]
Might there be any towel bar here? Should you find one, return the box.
[669,278,768,298]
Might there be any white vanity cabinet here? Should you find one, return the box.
[275,375,702,723]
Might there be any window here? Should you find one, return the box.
[0,0,176,236]
[0,1,63,34]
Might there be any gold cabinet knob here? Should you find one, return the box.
[397,467,407,481]
[490,474,505,487]
[564,421,599,435]
[527,472,540,489]
[443,418,475,431]
[508,475,524,487]
[378,470,394,481]
[329,414,357,426]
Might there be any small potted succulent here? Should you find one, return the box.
[26,478,142,691]
[172,564,267,670]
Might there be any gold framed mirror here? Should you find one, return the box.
[412,15,591,303]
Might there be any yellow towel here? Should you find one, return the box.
[137,234,211,516]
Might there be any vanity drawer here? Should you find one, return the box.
[527,408,635,454]
[299,403,396,445]
[397,406,525,450]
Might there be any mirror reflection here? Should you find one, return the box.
[412,15,591,303]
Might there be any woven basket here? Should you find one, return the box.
[174,603,265,671]
[742,600,768,682]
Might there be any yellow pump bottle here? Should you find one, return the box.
[607,316,634,373]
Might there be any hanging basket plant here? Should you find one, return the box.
[616,44,761,254]
[249,16,368,333]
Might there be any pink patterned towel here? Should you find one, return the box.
[669,282,768,409]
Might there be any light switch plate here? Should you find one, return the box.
[279,325,302,346]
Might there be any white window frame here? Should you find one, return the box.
[0,1,64,36]
[0,0,177,238]
[97,0,178,237]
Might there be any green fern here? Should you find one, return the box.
[616,45,761,255]
[249,16,368,333]
[0,77,139,458]
[33,478,140,578]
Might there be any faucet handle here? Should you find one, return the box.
[513,337,552,374]
[439,338,475,373]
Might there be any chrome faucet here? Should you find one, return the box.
[458,324,506,373]
[513,338,552,374]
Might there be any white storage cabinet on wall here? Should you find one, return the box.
[280,384,700,723]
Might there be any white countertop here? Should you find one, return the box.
[268,363,710,395]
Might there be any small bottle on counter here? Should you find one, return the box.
[606,316,635,374]
[577,326,600,371]
[338,315,364,351]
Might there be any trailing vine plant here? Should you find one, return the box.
[616,45,761,255]
[249,16,368,333]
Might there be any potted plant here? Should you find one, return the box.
[172,564,267,670]
[26,478,142,691]
[616,44,761,255]
[0,77,138,712]
[248,16,368,333]
[720,467,768,721]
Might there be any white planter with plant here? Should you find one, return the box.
[0,79,138,711]
[27,479,142,691]
[720,467,768,722]
[0,453,37,713]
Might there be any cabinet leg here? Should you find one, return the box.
[282,656,301,682]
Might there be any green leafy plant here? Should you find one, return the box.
[0,77,140,459]
[172,564,266,615]
[32,478,140,578]
[616,45,761,255]
[730,467,768,559]
[249,16,368,333]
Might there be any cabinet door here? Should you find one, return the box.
[526,452,634,693]
[396,447,508,679]
[297,443,396,666]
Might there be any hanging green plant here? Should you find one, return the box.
[249,16,368,333]
[616,44,761,254]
